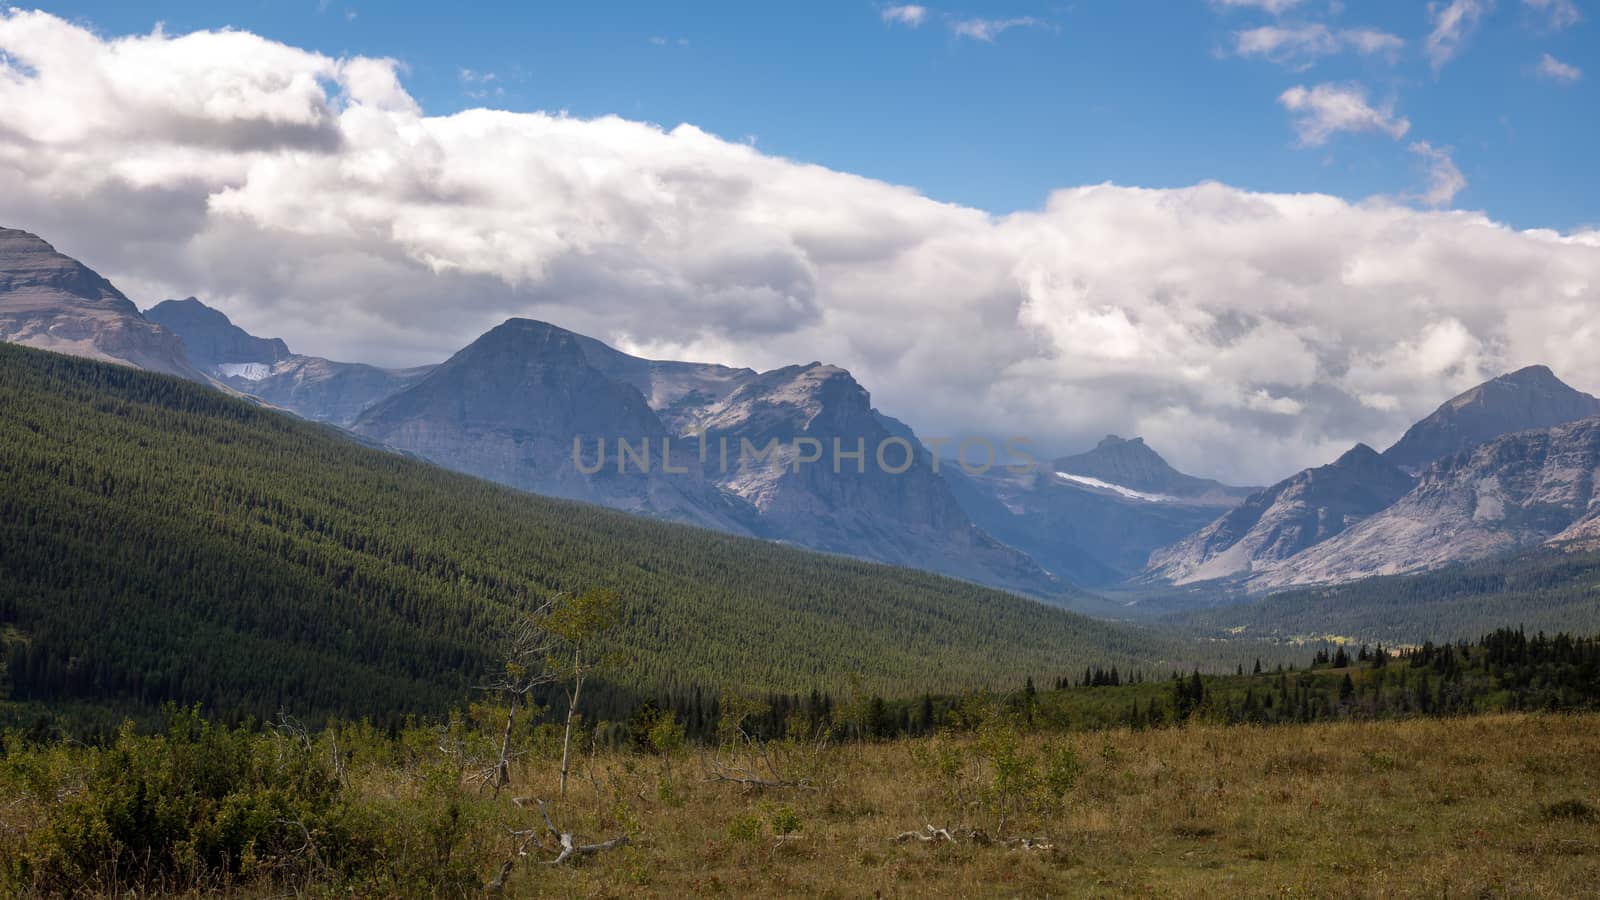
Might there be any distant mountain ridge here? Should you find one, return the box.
[1146,364,1600,594]
[145,298,290,369]
[351,318,760,535]
[146,298,433,426]
[949,436,1258,589]
[349,317,1063,598]
[1382,365,1600,473]
[1147,443,1416,585]
[1256,415,1600,588]
[1054,435,1251,502]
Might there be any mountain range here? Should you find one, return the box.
[145,297,433,426]
[4,223,1600,608]
[1148,365,1600,593]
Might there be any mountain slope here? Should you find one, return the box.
[146,298,432,426]
[1382,365,1600,473]
[352,319,1065,598]
[1148,444,1416,585]
[1257,416,1600,588]
[0,342,1208,723]
[688,362,1061,596]
[0,227,203,380]
[351,318,759,533]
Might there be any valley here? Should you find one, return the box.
[2,4,1598,895]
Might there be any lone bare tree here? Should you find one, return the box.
[544,587,623,801]
[484,587,626,890]
[477,587,622,799]
[479,598,558,796]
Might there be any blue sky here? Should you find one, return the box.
[25,0,1598,231]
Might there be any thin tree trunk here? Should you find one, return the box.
[494,693,518,797]
[559,649,584,801]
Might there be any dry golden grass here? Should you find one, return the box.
[8,713,1594,897]
[468,713,1600,898]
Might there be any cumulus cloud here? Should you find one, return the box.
[1535,52,1583,82]
[1523,0,1582,29]
[1426,0,1491,72]
[1235,24,1404,67]
[949,17,1046,41]
[1,11,1599,484]
[1409,141,1467,206]
[1278,83,1410,145]
[881,5,929,27]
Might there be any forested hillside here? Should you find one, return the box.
[0,344,1219,726]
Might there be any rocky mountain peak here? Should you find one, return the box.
[145,298,291,370]
[0,227,139,315]
[1383,365,1600,473]
[1146,441,1414,585]
[1256,416,1600,589]
[1055,434,1245,500]
[0,225,201,380]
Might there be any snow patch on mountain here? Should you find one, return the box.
[217,362,271,381]
[1054,471,1178,503]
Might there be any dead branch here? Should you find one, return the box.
[535,798,630,865]
[891,825,1052,850]
[895,824,958,844]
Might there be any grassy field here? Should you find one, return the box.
[5,711,1598,897]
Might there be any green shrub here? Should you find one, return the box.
[1541,799,1597,822]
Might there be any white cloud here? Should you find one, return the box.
[1341,28,1408,55]
[950,17,1046,42]
[1279,83,1410,145]
[881,5,929,27]
[1211,0,1307,13]
[1523,0,1582,29]
[1,11,1599,484]
[1235,24,1404,67]
[1425,0,1491,72]
[1409,141,1467,206]
[1535,52,1583,81]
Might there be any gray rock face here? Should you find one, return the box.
[566,333,756,435]
[351,318,755,533]
[1382,365,1600,474]
[687,362,1061,597]
[947,437,1254,588]
[1147,444,1415,585]
[1256,416,1600,587]
[0,227,203,380]
[145,298,430,426]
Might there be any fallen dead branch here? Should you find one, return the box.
[486,797,630,893]
[534,798,630,865]
[892,825,1052,850]
[895,824,957,844]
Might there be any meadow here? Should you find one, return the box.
[3,707,1597,898]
